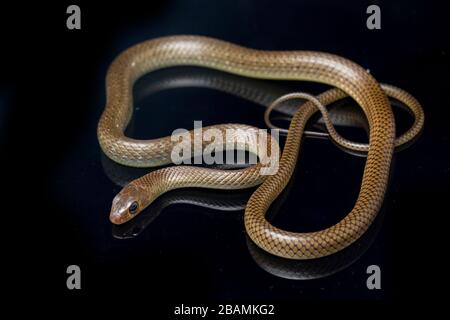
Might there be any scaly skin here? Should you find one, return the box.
[98,35,424,259]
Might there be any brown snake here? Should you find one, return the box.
[98,35,424,259]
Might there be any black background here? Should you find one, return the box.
[2,0,449,314]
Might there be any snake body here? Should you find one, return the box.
[98,35,423,259]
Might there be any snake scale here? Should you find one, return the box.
[98,35,423,259]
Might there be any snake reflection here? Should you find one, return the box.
[101,67,413,279]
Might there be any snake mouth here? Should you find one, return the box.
[109,212,130,225]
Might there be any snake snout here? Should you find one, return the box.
[109,211,128,225]
[109,183,143,224]
[109,196,133,225]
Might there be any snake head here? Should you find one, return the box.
[110,183,147,224]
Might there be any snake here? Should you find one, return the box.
[98,35,424,259]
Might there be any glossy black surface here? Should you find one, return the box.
[2,0,449,310]
[47,64,414,297]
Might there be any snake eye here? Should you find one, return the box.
[129,201,139,215]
